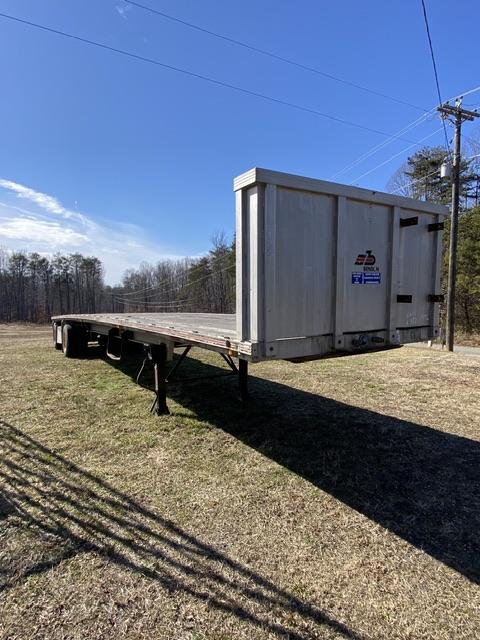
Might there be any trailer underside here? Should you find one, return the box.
[51,312,250,415]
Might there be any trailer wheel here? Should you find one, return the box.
[62,324,87,358]
[52,322,62,350]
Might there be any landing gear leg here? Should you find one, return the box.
[150,344,169,415]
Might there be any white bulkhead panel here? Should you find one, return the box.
[234,168,448,360]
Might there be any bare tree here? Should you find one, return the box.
[386,162,413,197]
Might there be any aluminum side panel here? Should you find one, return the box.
[342,200,391,332]
[265,187,335,339]
[396,212,438,328]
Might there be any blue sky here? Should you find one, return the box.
[0,0,478,283]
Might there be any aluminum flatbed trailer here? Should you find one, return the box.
[52,167,449,415]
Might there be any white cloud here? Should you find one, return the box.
[0,179,188,284]
[0,216,89,246]
[0,178,92,227]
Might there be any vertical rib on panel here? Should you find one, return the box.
[264,184,277,346]
[333,196,346,348]
[387,206,401,342]
[236,189,249,342]
[247,186,264,345]
[431,213,443,333]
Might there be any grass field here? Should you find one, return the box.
[0,324,479,640]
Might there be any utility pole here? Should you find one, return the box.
[437,99,479,351]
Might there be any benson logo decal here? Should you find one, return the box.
[352,249,381,285]
[355,250,376,266]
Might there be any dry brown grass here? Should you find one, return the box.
[0,324,479,640]
[454,332,480,347]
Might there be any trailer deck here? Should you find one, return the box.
[51,312,245,356]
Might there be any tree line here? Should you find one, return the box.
[0,250,107,323]
[0,233,235,323]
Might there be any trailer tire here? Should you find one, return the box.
[62,323,87,358]
[52,323,62,350]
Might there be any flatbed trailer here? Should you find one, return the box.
[52,167,449,414]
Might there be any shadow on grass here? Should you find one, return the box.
[109,349,480,585]
[0,419,362,640]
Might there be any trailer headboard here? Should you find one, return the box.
[234,168,449,360]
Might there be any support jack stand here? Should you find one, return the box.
[137,344,249,415]
[148,344,169,416]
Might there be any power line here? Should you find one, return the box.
[0,10,430,145]
[334,1,468,183]
[463,133,480,149]
[350,127,443,184]
[4,8,474,198]
[120,252,232,298]
[119,282,187,298]
[330,110,435,180]
[420,0,443,107]
[118,263,236,304]
[115,296,195,305]
[115,299,190,307]
[420,0,451,155]
[331,84,480,182]
[390,165,441,197]
[459,85,480,100]
[123,0,427,113]
[116,301,188,307]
